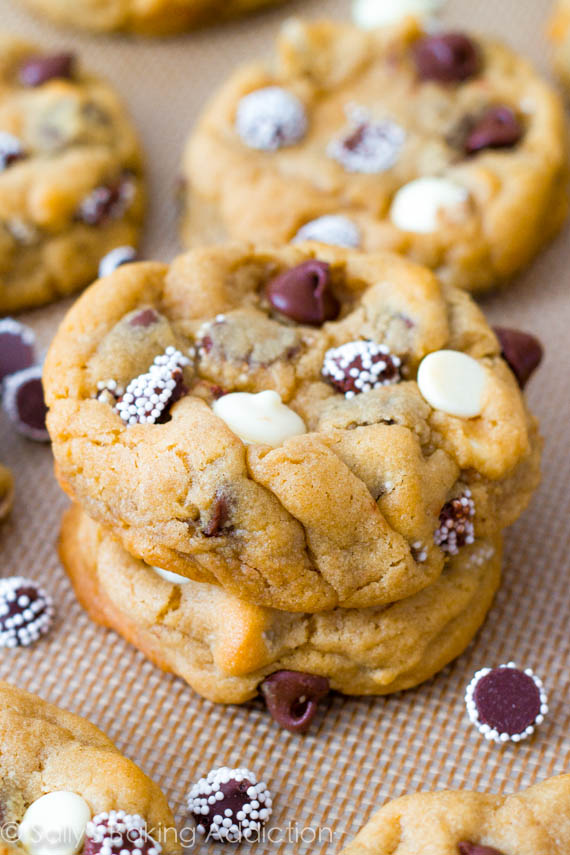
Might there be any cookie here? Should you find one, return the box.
[16,0,287,37]
[181,18,568,293]
[0,462,14,520]
[0,680,179,854]
[549,1,570,91]
[341,774,570,854]
[60,504,502,705]
[44,244,541,612]
[0,37,145,313]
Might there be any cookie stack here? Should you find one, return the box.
[46,242,542,731]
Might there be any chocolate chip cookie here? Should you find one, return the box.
[0,681,179,854]
[182,18,568,293]
[44,244,541,612]
[17,0,287,37]
[341,775,570,854]
[549,1,570,91]
[60,505,502,706]
[0,37,144,313]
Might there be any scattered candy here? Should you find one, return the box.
[261,670,330,733]
[0,318,36,383]
[115,347,189,426]
[84,811,161,855]
[0,131,26,171]
[292,215,361,249]
[493,326,543,389]
[77,175,135,227]
[390,176,470,233]
[266,260,339,325]
[19,792,90,855]
[235,86,307,151]
[464,106,523,154]
[459,844,506,855]
[413,32,481,83]
[322,340,401,398]
[188,767,272,842]
[98,246,137,278]
[465,662,548,743]
[434,490,475,554]
[19,53,75,87]
[2,365,49,441]
[328,110,405,173]
[352,0,446,29]
[0,576,54,648]
[213,390,306,446]
[417,350,486,418]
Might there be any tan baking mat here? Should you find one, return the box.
[1,0,569,851]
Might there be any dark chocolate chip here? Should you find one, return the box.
[260,670,330,733]
[0,318,36,383]
[202,493,229,537]
[493,326,543,388]
[266,260,340,326]
[465,106,523,154]
[459,843,507,855]
[2,365,49,442]
[473,667,541,736]
[19,53,75,87]
[413,33,481,83]
[129,308,159,328]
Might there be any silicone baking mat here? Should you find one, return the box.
[1,0,569,851]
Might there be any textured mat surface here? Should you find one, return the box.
[1,0,569,852]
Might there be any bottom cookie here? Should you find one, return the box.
[341,774,570,854]
[0,680,179,854]
[60,505,501,708]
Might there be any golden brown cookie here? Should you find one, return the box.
[0,680,179,854]
[0,463,13,521]
[341,774,570,854]
[44,244,540,612]
[16,0,287,37]
[60,504,502,706]
[0,37,145,313]
[182,18,568,293]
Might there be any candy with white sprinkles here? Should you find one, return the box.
[322,340,402,398]
[0,576,54,648]
[187,766,272,843]
[84,811,161,855]
[115,347,190,425]
[328,108,405,173]
[292,215,361,249]
[434,489,475,554]
[235,86,307,151]
[465,662,548,743]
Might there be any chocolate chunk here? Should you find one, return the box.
[260,670,330,733]
[459,843,507,855]
[465,106,523,154]
[0,318,36,383]
[266,261,340,326]
[2,365,49,442]
[493,326,543,388]
[19,52,75,87]
[129,308,159,328]
[414,33,481,83]
[202,493,229,537]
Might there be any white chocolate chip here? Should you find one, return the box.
[292,215,361,248]
[352,0,446,29]
[417,350,487,418]
[390,177,469,233]
[151,566,191,585]
[213,390,306,446]
[19,792,91,855]
[235,87,307,151]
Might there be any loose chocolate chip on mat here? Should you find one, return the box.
[2,365,49,442]
[465,663,548,742]
[414,33,481,83]
[260,670,330,733]
[266,260,340,326]
[19,52,75,87]
[0,318,36,383]
[85,811,161,855]
[458,844,506,855]
[187,767,272,843]
[493,326,543,388]
[465,106,522,154]
[0,576,54,648]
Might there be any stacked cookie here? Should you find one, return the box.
[45,242,542,731]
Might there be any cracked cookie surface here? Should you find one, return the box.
[341,775,570,855]
[182,18,568,293]
[44,243,540,612]
[0,36,144,313]
[60,504,502,704]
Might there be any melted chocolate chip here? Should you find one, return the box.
[493,326,543,388]
[130,308,159,328]
[202,494,230,537]
[465,106,523,154]
[459,843,507,855]
[414,33,481,83]
[260,670,330,733]
[473,667,541,736]
[19,52,75,87]
[266,261,340,326]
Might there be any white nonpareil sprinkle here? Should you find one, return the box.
[187,766,273,843]
[328,107,405,174]
[235,86,308,151]
[86,811,161,855]
[0,576,54,648]
[292,215,361,249]
[115,347,189,426]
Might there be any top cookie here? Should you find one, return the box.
[0,37,144,313]
[44,243,540,612]
[182,18,568,293]
[341,774,570,854]
[0,681,179,855]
